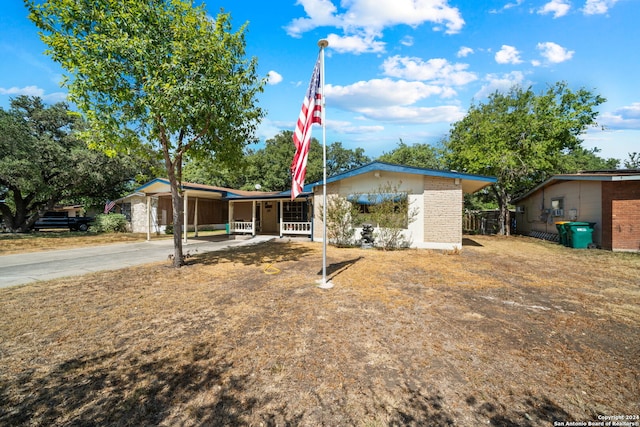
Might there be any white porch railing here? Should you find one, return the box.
[281,221,312,236]
[230,220,255,234]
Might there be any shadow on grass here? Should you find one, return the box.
[318,256,362,280]
[189,240,316,267]
[462,237,484,247]
[0,343,303,426]
[0,345,577,426]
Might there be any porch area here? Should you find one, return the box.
[228,199,312,238]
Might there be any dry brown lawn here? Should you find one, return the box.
[0,234,638,426]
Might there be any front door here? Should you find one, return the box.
[261,201,278,233]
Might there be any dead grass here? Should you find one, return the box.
[0,230,224,255]
[0,235,639,426]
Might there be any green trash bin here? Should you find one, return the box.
[567,222,593,249]
[225,222,230,234]
[562,222,574,247]
[555,221,569,246]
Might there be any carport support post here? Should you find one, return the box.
[146,195,151,241]
[252,200,256,236]
[194,197,199,237]
[279,199,283,238]
[183,191,188,244]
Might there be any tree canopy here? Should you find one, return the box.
[0,96,147,232]
[377,140,444,169]
[28,0,265,266]
[446,82,606,234]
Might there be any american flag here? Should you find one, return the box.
[291,55,322,200]
[104,200,116,214]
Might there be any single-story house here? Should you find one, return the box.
[117,161,496,250]
[306,162,496,250]
[512,170,640,252]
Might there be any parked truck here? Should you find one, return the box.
[33,211,94,232]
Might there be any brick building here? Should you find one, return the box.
[512,170,640,252]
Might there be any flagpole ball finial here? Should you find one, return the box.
[318,39,329,48]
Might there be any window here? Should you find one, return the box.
[551,198,564,210]
[121,203,132,221]
[550,198,564,217]
[283,201,307,222]
[348,193,409,229]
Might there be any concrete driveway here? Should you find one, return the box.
[0,235,275,289]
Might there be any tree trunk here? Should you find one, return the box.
[492,185,511,236]
[161,139,184,268]
[169,181,184,267]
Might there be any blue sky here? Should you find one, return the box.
[1,0,639,164]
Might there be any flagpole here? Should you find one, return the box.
[317,39,333,289]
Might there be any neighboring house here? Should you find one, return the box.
[119,161,496,250]
[512,170,640,252]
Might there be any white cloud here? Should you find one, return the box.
[536,42,574,63]
[400,36,414,47]
[0,86,67,103]
[474,71,528,99]
[326,78,453,112]
[0,85,45,97]
[328,120,386,134]
[538,0,571,18]
[490,0,524,13]
[600,103,640,130]
[286,0,465,45]
[285,0,340,37]
[457,46,474,58]
[267,71,283,85]
[355,105,466,124]
[495,45,523,64]
[381,55,477,86]
[326,32,386,54]
[583,0,619,15]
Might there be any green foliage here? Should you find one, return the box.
[90,213,128,233]
[557,147,619,172]
[0,96,143,232]
[624,152,640,169]
[366,182,417,250]
[28,0,265,266]
[378,140,445,169]
[446,82,605,234]
[322,196,361,247]
[185,132,371,191]
[328,142,371,176]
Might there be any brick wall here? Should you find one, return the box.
[423,177,462,244]
[602,181,640,251]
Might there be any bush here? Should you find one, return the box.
[321,196,360,247]
[90,213,128,233]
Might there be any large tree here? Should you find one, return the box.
[0,96,145,232]
[377,140,444,169]
[28,0,265,266]
[446,82,605,235]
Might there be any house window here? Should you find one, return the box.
[550,198,564,217]
[283,201,307,222]
[121,203,132,221]
[348,193,409,229]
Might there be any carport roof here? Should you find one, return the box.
[134,178,278,199]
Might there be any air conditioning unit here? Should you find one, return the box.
[551,209,564,217]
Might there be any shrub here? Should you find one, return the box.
[321,196,360,247]
[90,213,128,233]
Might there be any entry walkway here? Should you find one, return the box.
[0,235,275,288]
